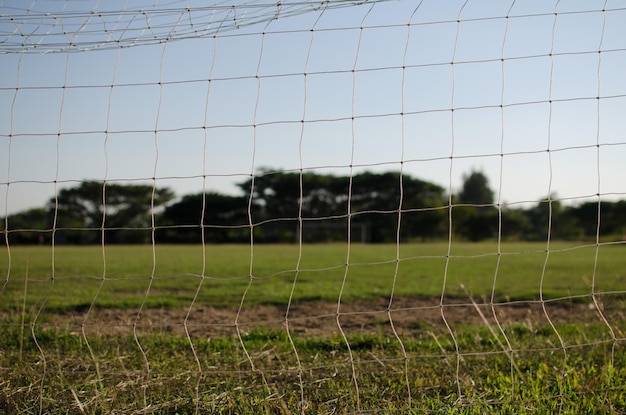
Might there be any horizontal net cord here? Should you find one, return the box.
[3,4,626,54]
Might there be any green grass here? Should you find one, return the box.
[1,242,625,413]
[1,318,625,413]
[0,242,624,311]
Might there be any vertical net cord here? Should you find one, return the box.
[5,19,37,411]
[6,52,22,365]
[131,9,187,406]
[290,122,306,414]
[78,8,135,404]
[336,4,376,411]
[590,1,619,397]
[81,1,132,321]
[1,52,23,294]
[539,3,568,410]
[30,20,73,412]
[490,0,522,401]
[440,0,469,403]
[386,2,424,410]
[283,6,329,414]
[235,10,273,396]
[19,5,60,413]
[76,79,110,402]
[182,11,228,415]
[78,18,127,399]
[539,0,567,359]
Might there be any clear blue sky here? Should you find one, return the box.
[1,0,625,216]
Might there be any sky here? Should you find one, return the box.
[1,0,626,216]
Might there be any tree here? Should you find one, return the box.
[454,170,497,241]
[237,170,346,242]
[561,200,625,241]
[458,170,494,205]
[500,206,532,241]
[51,181,174,244]
[237,170,448,243]
[159,192,250,243]
[350,172,447,242]
[2,208,51,244]
[524,195,579,241]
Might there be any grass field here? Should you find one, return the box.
[1,242,625,413]
[1,241,625,311]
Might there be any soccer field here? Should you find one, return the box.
[1,242,624,311]
[1,242,625,413]
[4,0,626,410]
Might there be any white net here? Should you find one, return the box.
[2,0,626,413]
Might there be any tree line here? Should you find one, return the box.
[3,170,625,244]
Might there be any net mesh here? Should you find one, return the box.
[2,0,626,413]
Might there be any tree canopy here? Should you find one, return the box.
[458,170,494,205]
[2,172,625,244]
[52,181,174,243]
[158,192,251,243]
[234,170,448,242]
[453,171,497,241]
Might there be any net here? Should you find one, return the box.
[2,0,626,413]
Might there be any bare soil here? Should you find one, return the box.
[31,295,625,338]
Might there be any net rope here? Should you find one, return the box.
[2,0,626,413]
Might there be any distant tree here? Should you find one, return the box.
[50,181,174,244]
[237,170,448,243]
[159,192,250,243]
[455,170,497,241]
[568,200,626,241]
[500,206,532,241]
[2,208,51,244]
[522,195,580,241]
[603,200,626,239]
[349,171,447,242]
[238,169,345,218]
[237,170,346,242]
[571,201,602,238]
[458,170,494,205]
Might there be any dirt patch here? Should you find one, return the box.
[25,295,625,338]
